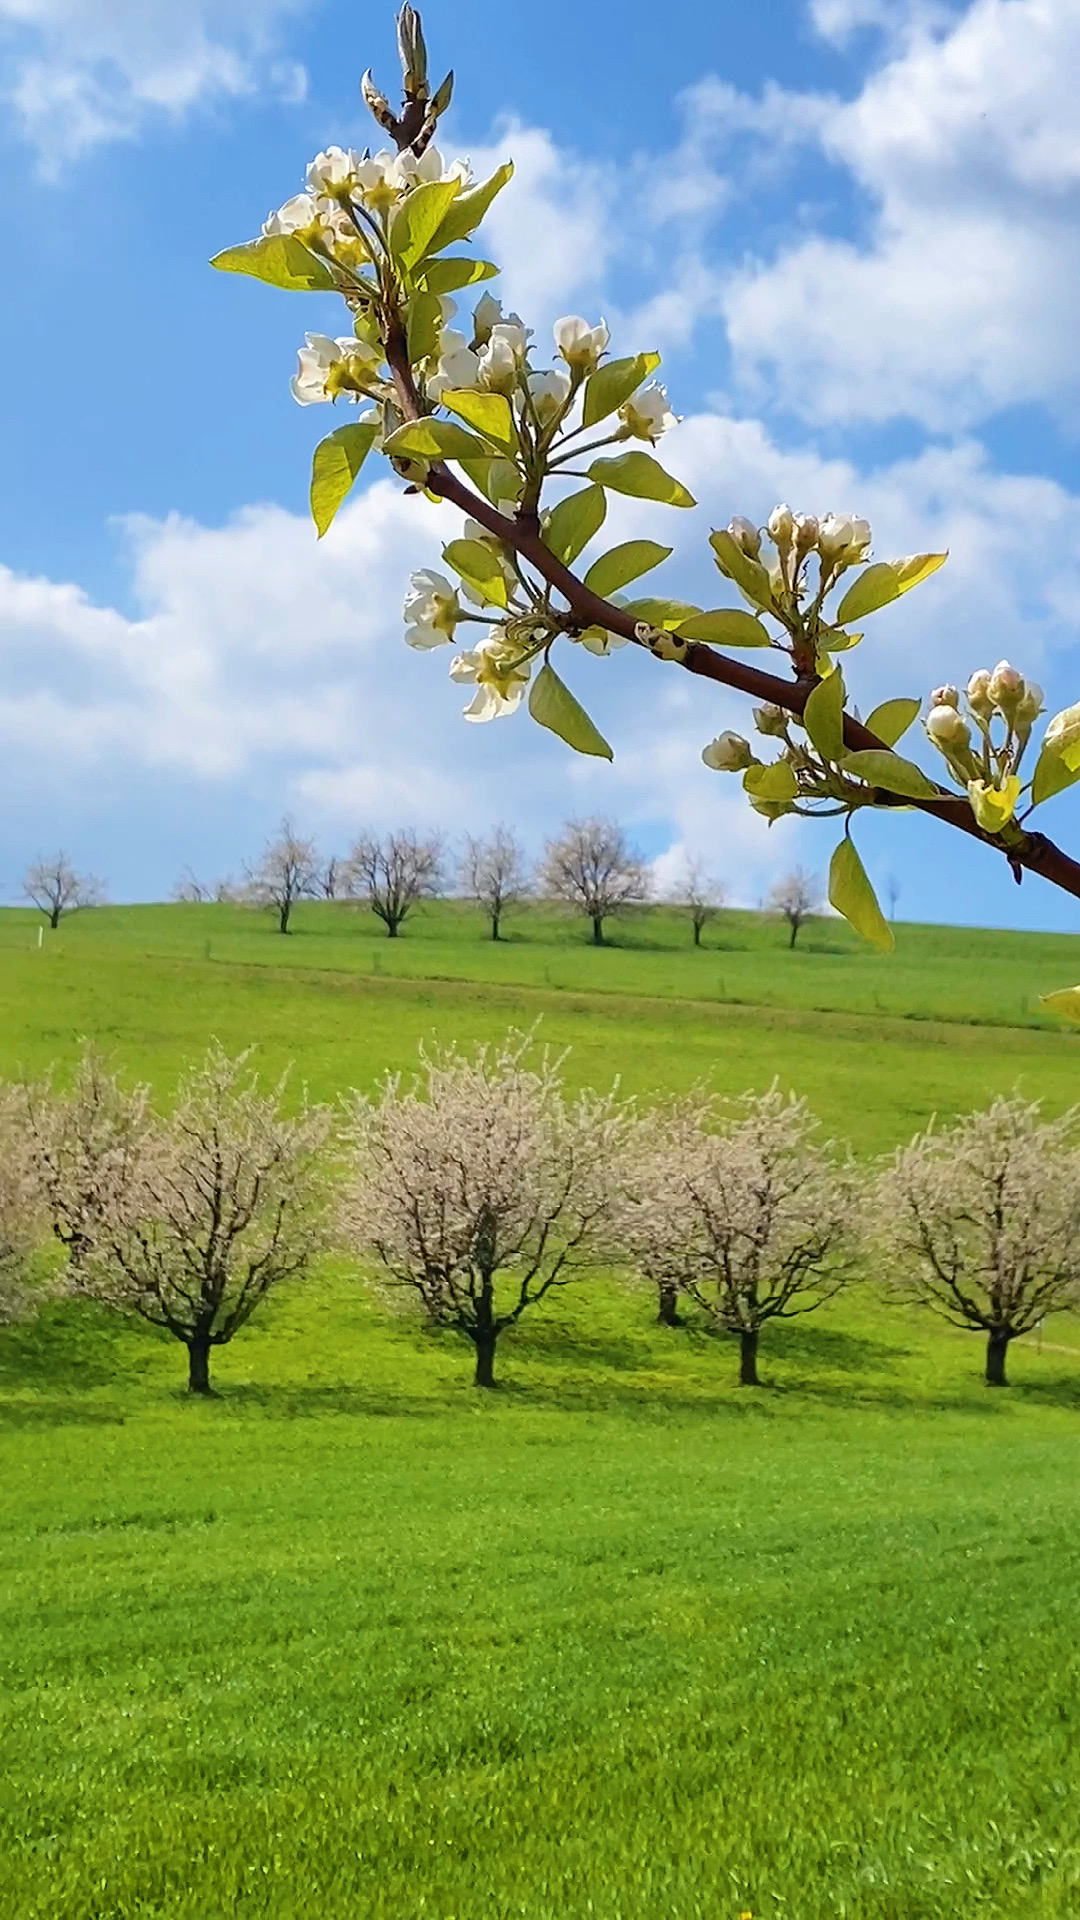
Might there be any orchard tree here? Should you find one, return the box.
[768,867,819,949]
[319,854,345,898]
[245,819,320,933]
[874,1097,1080,1387]
[346,828,442,935]
[209,2,1080,1016]
[20,1043,153,1270]
[340,1034,629,1387]
[461,825,531,939]
[671,856,725,947]
[614,1086,855,1385]
[171,867,212,903]
[42,1045,331,1395]
[24,854,104,930]
[0,1091,41,1325]
[541,817,650,945]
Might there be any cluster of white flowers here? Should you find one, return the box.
[267,143,470,237]
[449,636,532,722]
[291,333,386,406]
[403,570,463,649]
[925,662,1044,832]
[730,506,872,587]
[402,564,540,722]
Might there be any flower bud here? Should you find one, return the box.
[728,516,762,560]
[753,703,787,737]
[471,292,503,347]
[1017,681,1044,728]
[817,512,855,558]
[767,503,794,543]
[848,517,872,555]
[930,684,960,710]
[989,659,1025,718]
[966,669,994,721]
[926,703,972,749]
[793,513,819,552]
[702,731,753,772]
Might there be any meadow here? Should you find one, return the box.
[2,898,1080,1918]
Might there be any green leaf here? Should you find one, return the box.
[441,537,508,609]
[210,234,337,292]
[865,696,920,747]
[389,178,463,268]
[829,837,894,952]
[708,529,775,613]
[835,553,947,625]
[528,663,613,760]
[803,669,846,763]
[425,163,514,254]
[583,541,672,597]
[406,291,443,364]
[544,486,607,565]
[622,597,701,630]
[582,353,661,429]
[1032,745,1080,809]
[1040,986,1080,1024]
[743,761,798,803]
[459,455,522,505]
[676,608,771,647]
[383,418,489,463]
[309,421,378,538]
[440,388,518,455]
[588,452,695,508]
[840,750,938,800]
[418,257,498,294]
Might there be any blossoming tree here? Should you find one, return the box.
[212,7,1080,982]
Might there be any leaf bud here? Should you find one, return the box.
[930,684,960,710]
[728,516,762,560]
[753,703,788,738]
[702,731,754,772]
[966,668,994,721]
[926,703,972,749]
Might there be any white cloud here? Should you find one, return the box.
[2,413,1079,904]
[0,0,307,161]
[461,122,617,329]
[722,0,1080,428]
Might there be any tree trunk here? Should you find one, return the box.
[657,1282,683,1328]
[386,918,399,938]
[693,921,701,947]
[739,1327,760,1386]
[50,906,60,930]
[986,1327,1011,1387]
[491,912,500,941]
[788,919,798,949]
[279,902,290,934]
[473,1327,498,1388]
[592,914,604,946]
[187,1331,214,1396]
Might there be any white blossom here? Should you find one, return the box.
[403,569,461,649]
[477,330,519,393]
[290,334,381,406]
[619,381,678,443]
[426,329,482,401]
[926,703,971,748]
[306,146,364,197]
[527,369,571,424]
[554,314,609,373]
[702,731,753,772]
[449,637,531,721]
[727,515,762,559]
[262,192,321,237]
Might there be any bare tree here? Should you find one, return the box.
[874,1097,1080,1387]
[461,826,532,940]
[171,867,212,904]
[38,1044,330,1394]
[340,1034,630,1387]
[541,816,650,946]
[613,1086,855,1385]
[318,854,345,900]
[23,853,104,930]
[345,829,442,937]
[768,867,820,949]
[670,857,726,948]
[245,818,320,934]
[885,872,901,922]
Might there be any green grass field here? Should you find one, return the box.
[2,900,1080,1917]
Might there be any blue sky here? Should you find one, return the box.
[2,0,1080,929]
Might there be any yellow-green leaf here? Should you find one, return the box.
[676,608,771,647]
[893,552,948,593]
[389,178,463,268]
[440,388,518,454]
[310,421,378,538]
[210,234,336,292]
[1032,745,1080,808]
[840,749,938,799]
[425,163,514,254]
[1040,986,1080,1024]
[418,257,498,294]
[582,353,661,429]
[459,456,522,505]
[583,541,672,597]
[383,418,489,463]
[588,452,695,508]
[865,696,920,747]
[441,537,508,609]
[528,663,613,760]
[836,553,947,624]
[406,291,443,364]
[743,760,798,803]
[803,669,846,763]
[708,529,774,614]
[829,837,894,952]
[544,485,606,565]
[622,597,701,630]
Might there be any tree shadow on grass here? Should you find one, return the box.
[1012,1374,1080,1411]
[0,1299,155,1394]
[217,1380,452,1422]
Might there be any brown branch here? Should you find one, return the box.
[383,343,1080,907]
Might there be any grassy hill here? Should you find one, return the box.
[2,900,1080,1917]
